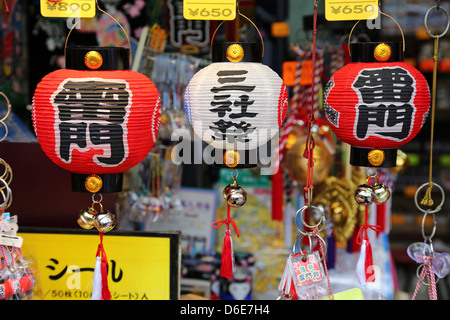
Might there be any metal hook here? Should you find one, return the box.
[424,5,450,38]
[414,182,445,214]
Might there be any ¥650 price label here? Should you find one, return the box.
[40,0,96,18]
[183,0,236,20]
[325,0,379,21]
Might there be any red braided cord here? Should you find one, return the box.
[412,259,438,300]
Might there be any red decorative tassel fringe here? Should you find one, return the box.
[212,204,240,279]
[356,205,381,283]
[96,232,111,300]
[220,230,234,279]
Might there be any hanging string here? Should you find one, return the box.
[420,35,439,206]
[356,205,382,246]
[303,0,319,204]
[411,258,437,300]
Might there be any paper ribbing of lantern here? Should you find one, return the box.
[32,49,161,179]
[324,42,430,167]
[184,61,288,151]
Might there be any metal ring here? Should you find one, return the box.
[91,193,103,204]
[293,232,312,255]
[416,263,440,286]
[292,233,327,263]
[0,121,8,143]
[230,169,238,179]
[294,205,325,234]
[414,182,445,214]
[421,212,437,240]
[0,158,12,186]
[423,237,436,259]
[366,167,377,178]
[0,178,12,210]
[424,6,450,38]
[0,92,11,122]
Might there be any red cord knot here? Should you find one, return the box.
[212,217,240,238]
[356,223,382,245]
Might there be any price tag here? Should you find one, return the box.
[40,0,96,18]
[325,0,379,21]
[183,0,236,20]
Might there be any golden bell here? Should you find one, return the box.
[372,183,391,205]
[77,207,96,230]
[224,183,247,207]
[354,184,375,205]
[94,210,116,233]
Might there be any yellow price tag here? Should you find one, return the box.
[325,0,379,21]
[40,0,96,18]
[183,0,236,20]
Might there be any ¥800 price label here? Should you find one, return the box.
[40,0,96,18]
[183,0,236,20]
[325,0,379,21]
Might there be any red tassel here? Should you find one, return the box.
[212,204,240,279]
[271,169,284,221]
[364,239,375,282]
[100,255,111,300]
[220,230,234,279]
[376,202,386,237]
[96,232,111,300]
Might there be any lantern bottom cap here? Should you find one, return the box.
[350,146,397,168]
[206,148,266,169]
[71,173,123,193]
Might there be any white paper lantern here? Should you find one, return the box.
[184,43,288,167]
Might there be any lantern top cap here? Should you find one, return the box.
[66,46,130,71]
[212,42,263,63]
[349,41,403,63]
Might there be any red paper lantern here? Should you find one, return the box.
[32,47,161,192]
[324,42,430,167]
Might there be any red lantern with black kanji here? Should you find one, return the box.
[32,47,161,192]
[324,42,430,167]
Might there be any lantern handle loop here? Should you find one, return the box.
[348,11,405,56]
[0,91,11,142]
[210,10,264,58]
[64,0,132,66]
[0,92,11,123]
[424,5,450,38]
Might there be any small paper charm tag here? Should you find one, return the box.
[290,252,323,285]
[288,251,329,300]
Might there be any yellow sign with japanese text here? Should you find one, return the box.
[40,0,96,18]
[325,0,379,21]
[19,229,180,300]
[183,0,236,20]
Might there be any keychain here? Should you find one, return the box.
[408,4,450,300]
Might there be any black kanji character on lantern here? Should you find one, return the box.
[353,67,414,104]
[210,119,256,144]
[230,94,257,119]
[53,79,130,165]
[352,67,415,141]
[209,70,258,144]
[210,94,232,117]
